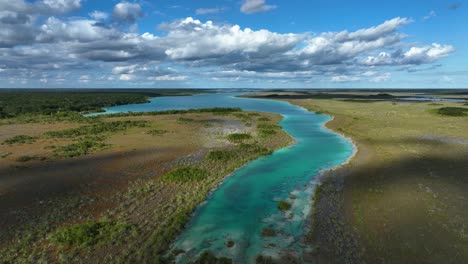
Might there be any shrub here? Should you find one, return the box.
[239,143,272,156]
[278,201,292,211]
[45,120,148,138]
[163,167,208,183]
[437,107,468,116]
[3,135,37,145]
[147,129,169,136]
[258,129,277,137]
[227,133,252,143]
[257,124,279,130]
[207,150,236,162]
[49,221,134,247]
[258,117,270,122]
[1,152,12,158]
[54,137,109,158]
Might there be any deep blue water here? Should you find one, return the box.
[98,93,355,263]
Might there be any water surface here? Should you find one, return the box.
[101,93,354,263]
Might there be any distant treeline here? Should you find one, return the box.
[0,89,205,118]
[103,108,243,118]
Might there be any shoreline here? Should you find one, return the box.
[320,116,359,172]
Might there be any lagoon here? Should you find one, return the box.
[101,93,354,263]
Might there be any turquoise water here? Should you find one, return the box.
[100,93,354,263]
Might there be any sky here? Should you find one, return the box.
[0,0,466,89]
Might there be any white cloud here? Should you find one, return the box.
[196,8,224,15]
[363,52,393,66]
[113,2,143,23]
[403,43,454,64]
[149,75,188,81]
[37,17,116,42]
[363,43,454,66]
[79,74,90,83]
[0,10,456,86]
[370,73,391,82]
[89,11,108,20]
[331,75,360,82]
[301,17,410,65]
[119,74,135,81]
[362,71,377,76]
[40,0,81,13]
[423,10,436,21]
[163,17,301,60]
[240,0,276,14]
[112,64,137,75]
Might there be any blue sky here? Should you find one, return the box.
[0,0,466,88]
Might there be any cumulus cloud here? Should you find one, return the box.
[162,17,301,60]
[402,43,454,64]
[39,0,81,14]
[0,8,456,87]
[89,11,108,20]
[240,0,276,14]
[364,43,454,66]
[112,2,143,23]
[300,17,411,65]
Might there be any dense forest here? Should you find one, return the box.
[0,89,203,118]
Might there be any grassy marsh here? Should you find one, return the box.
[282,96,468,264]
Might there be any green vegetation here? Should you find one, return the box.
[0,104,293,263]
[257,124,280,137]
[1,152,12,158]
[207,150,237,162]
[163,166,208,183]
[257,124,280,130]
[0,92,148,118]
[50,221,134,247]
[3,135,37,145]
[258,117,270,122]
[258,129,277,137]
[105,108,242,118]
[45,121,148,139]
[227,133,252,143]
[278,201,292,211]
[147,129,169,136]
[239,143,272,156]
[437,107,468,116]
[285,97,468,264]
[54,137,109,158]
[0,89,205,119]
